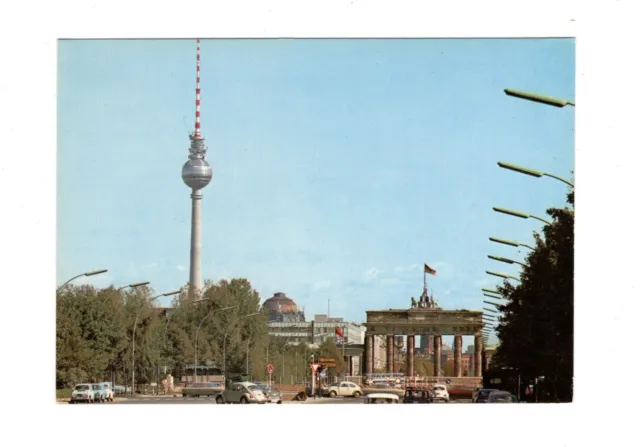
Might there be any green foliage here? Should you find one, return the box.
[492,190,574,402]
[315,337,346,375]
[414,358,434,377]
[56,278,272,390]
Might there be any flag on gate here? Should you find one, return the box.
[335,327,344,338]
[424,263,437,276]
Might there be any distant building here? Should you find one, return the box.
[262,292,306,323]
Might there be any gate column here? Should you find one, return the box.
[474,334,482,376]
[454,334,462,377]
[365,334,374,375]
[386,335,395,374]
[434,335,442,377]
[407,335,415,377]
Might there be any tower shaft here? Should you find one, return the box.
[189,190,203,297]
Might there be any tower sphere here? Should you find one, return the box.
[182,157,212,190]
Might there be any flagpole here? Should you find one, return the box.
[342,324,345,378]
[423,264,426,292]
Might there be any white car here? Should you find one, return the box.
[223,381,267,404]
[364,393,400,404]
[432,384,450,402]
[326,381,362,398]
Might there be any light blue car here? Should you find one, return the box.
[91,383,107,402]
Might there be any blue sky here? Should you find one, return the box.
[57,38,574,344]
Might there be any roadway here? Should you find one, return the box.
[99,395,471,404]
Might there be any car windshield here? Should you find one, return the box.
[259,386,272,392]
[247,385,261,392]
[75,385,90,391]
[434,386,445,391]
[92,385,101,390]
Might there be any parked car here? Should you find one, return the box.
[474,388,501,403]
[70,383,96,403]
[364,393,400,404]
[100,382,114,402]
[402,388,433,404]
[257,384,283,404]
[432,383,450,402]
[182,381,225,403]
[223,381,267,404]
[112,384,126,395]
[326,381,362,398]
[91,383,107,402]
[477,390,519,403]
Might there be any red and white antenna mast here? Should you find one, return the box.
[194,38,202,138]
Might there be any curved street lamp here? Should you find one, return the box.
[489,237,535,251]
[488,254,527,268]
[493,207,551,225]
[161,295,207,375]
[118,281,150,292]
[498,161,574,188]
[57,269,108,291]
[482,288,501,295]
[504,88,575,108]
[102,281,150,305]
[487,270,521,282]
[222,312,259,377]
[193,305,235,382]
[132,290,180,394]
[483,300,502,309]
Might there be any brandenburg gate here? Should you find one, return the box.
[363,292,484,377]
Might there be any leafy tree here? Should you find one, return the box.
[492,190,574,402]
[315,337,345,376]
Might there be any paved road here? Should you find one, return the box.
[105,395,472,405]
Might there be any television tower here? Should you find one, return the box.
[181,39,212,298]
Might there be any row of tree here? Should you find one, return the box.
[491,191,574,402]
[56,278,347,389]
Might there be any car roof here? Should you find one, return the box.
[366,393,399,399]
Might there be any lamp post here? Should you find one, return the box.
[222,312,258,378]
[161,296,206,378]
[489,237,535,251]
[497,161,574,188]
[244,313,261,376]
[131,290,180,395]
[487,270,521,282]
[504,88,575,108]
[493,207,551,225]
[103,281,150,305]
[194,306,235,382]
[57,269,108,291]
[488,255,527,268]
[483,300,502,309]
[481,288,501,295]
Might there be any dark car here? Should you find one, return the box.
[485,391,518,403]
[475,389,518,403]
[474,388,500,403]
[402,388,433,404]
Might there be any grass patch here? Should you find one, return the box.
[56,388,72,399]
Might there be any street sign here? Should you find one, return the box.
[319,358,335,363]
[311,364,319,372]
[322,363,336,368]
[267,364,274,374]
